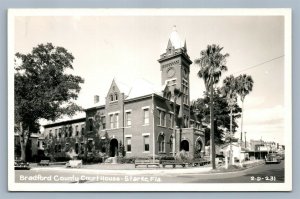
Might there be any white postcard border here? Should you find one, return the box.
[7,8,292,192]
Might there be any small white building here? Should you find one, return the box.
[219,142,242,161]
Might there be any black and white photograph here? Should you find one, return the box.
[7,9,292,191]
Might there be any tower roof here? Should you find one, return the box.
[169,25,184,49]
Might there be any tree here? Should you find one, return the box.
[192,89,241,146]
[235,74,254,143]
[15,43,84,161]
[221,75,238,164]
[195,44,229,169]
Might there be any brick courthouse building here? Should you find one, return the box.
[43,28,205,159]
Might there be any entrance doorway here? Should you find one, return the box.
[109,139,118,157]
[180,140,189,151]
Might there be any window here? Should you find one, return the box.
[88,118,93,131]
[126,112,132,127]
[110,94,114,101]
[64,128,68,138]
[159,110,166,126]
[182,80,189,105]
[55,129,58,138]
[110,114,114,129]
[126,137,131,152]
[143,109,149,125]
[58,128,62,138]
[75,125,79,136]
[144,135,150,152]
[115,93,118,101]
[115,113,119,128]
[81,125,85,136]
[101,116,106,129]
[167,92,171,100]
[49,130,52,138]
[69,126,72,137]
[54,144,58,153]
[75,143,79,154]
[58,144,62,152]
[169,113,173,128]
[158,134,165,153]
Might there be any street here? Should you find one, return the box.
[175,161,285,183]
[15,161,284,184]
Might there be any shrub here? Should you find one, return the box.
[54,156,71,162]
[117,156,159,164]
[159,155,175,161]
[175,150,192,162]
[117,157,133,164]
[77,153,104,164]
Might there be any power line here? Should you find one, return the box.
[232,55,284,74]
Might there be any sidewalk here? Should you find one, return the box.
[30,160,264,176]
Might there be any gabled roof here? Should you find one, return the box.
[114,79,131,97]
[85,78,164,109]
[126,78,162,100]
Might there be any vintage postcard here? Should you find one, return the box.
[8,9,292,191]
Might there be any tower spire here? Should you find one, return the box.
[183,39,187,52]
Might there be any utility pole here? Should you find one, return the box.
[244,132,247,148]
[210,82,216,169]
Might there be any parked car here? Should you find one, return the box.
[14,160,31,170]
[277,153,285,160]
[265,153,281,164]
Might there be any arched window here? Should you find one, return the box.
[158,134,165,153]
[75,143,79,154]
[167,92,171,100]
[180,140,189,151]
[115,93,118,101]
[110,94,114,101]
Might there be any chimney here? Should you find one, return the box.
[94,95,100,104]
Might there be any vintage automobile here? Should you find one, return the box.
[265,153,281,164]
[14,160,31,170]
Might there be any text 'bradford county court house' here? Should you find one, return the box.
[42,28,205,159]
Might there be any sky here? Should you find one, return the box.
[14,14,286,145]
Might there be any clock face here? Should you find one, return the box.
[167,67,175,78]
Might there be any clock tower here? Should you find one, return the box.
[158,26,192,127]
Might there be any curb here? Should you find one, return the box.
[30,161,264,176]
[31,166,212,175]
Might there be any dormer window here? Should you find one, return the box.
[110,93,118,102]
[167,93,171,100]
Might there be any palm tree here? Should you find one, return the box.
[195,44,229,169]
[221,75,238,165]
[171,88,183,156]
[236,74,254,144]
